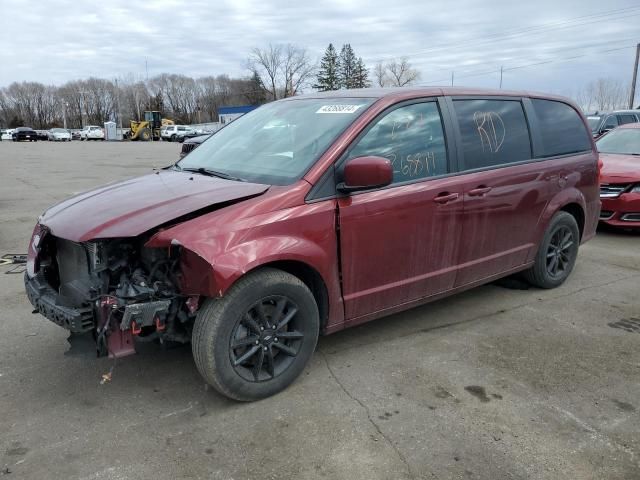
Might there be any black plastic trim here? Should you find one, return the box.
[25,273,94,333]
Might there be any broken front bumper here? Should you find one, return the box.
[24,273,94,333]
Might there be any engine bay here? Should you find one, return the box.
[31,232,198,358]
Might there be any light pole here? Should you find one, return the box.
[115,78,123,139]
[63,102,68,129]
[78,90,88,129]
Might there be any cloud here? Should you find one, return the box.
[0,0,637,95]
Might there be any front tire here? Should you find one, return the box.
[192,268,319,401]
[524,211,580,289]
[138,128,151,141]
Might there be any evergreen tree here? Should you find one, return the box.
[313,44,341,92]
[245,70,267,104]
[353,57,371,89]
[338,44,358,89]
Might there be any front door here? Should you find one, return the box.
[336,100,463,321]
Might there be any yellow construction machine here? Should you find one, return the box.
[129,111,174,141]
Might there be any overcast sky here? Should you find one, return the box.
[1,0,638,96]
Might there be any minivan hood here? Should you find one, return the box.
[600,153,640,184]
[40,170,269,242]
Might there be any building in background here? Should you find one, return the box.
[218,105,258,124]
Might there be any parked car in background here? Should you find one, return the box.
[180,133,212,157]
[49,128,72,142]
[161,124,197,142]
[0,129,15,141]
[12,127,37,141]
[596,122,640,228]
[587,110,640,139]
[70,130,82,140]
[35,130,49,141]
[178,128,213,143]
[25,88,598,401]
[80,126,105,141]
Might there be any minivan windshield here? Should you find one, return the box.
[177,98,374,185]
[596,128,640,155]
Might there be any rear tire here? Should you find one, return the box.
[524,211,580,289]
[192,268,319,401]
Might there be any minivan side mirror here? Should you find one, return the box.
[337,156,393,193]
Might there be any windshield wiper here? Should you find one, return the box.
[181,167,246,182]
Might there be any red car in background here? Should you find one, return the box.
[596,123,640,228]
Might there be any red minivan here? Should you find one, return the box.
[25,88,599,400]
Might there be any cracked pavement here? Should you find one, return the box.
[1,142,639,479]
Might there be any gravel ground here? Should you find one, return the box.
[1,141,639,480]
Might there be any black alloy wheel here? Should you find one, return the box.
[229,296,304,383]
[545,226,574,278]
[192,268,319,401]
[524,211,580,289]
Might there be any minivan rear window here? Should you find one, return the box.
[531,99,591,157]
[452,99,532,170]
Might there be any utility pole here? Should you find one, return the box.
[79,90,88,128]
[499,65,504,89]
[451,71,454,86]
[115,78,123,139]
[629,43,640,109]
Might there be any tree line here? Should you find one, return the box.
[21,43,635,127]
[574,77,635,112]
[0,41,424,129]
[0,73,266,129]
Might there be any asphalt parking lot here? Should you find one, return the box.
[1,141,639,480]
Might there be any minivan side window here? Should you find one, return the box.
[452,99,532,170]
[347,102,447,184]
[531,99,592,157]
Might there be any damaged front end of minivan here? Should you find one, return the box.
[23,169,271,358]
[25,225,201,358]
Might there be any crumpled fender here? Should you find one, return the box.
[144,201,340,300]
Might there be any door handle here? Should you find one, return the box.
[433,192,459,204]
[468,186,492,196]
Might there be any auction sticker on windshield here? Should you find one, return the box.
[316,105,363,114]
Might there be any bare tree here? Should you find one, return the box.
[118,74,149,122]
[248,43,314,99]
[248,44,283,100]
[373,62,388,87]
[282,44,315,97]
[574,78,632,112]
[385,58,420,87]
[371,58,420,88]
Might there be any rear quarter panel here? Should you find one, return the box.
[527,151,599,262]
